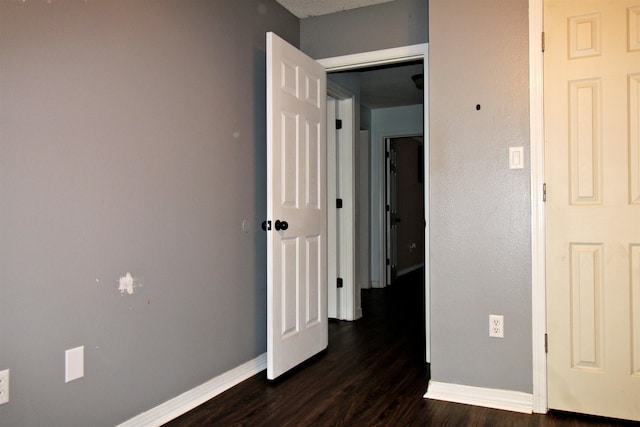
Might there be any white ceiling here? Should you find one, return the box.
[275,0,396,18]
[358,62,423,109]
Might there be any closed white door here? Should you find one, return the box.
[266,32,327,380]
[545,0,640,420]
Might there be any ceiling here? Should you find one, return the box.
[355,62,423,109]
[330,61,424,109]
[275,0,396,18]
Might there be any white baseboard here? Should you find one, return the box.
[358,281,371,290]
[424,381,533,414]
[118,353,267,427]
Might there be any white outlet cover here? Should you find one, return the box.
[65,346,84,383]
[489,314,504,338]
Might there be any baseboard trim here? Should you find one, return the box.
[397,263,425,277]
[424,380,533,414]
[118,353,267,427]
[358,281,371,290]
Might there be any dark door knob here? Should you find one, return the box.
[261,220,272,231]
[274,220,288,231]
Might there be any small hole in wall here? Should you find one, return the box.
[476,104,481,111]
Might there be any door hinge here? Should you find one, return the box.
[337,277,343,288]
[386,151,390,159]
[386,258,390,266]
[336,119,342,130]
[541,31,545,52]
[543,183,547,202]
[544,333,548,353]
[386,204,390,212]
[336,198,343,209]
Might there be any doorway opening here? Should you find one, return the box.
[321,46,429,362]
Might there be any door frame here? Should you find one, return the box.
[529,0,547,414]
[317,43,431,361]
[327,85,358,321]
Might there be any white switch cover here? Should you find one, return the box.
[65,346,84,383]
[509,146,524,169]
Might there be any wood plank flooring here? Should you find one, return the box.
[165,269,639,426]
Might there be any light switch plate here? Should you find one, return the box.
[65,346,84,383]
[509,146,524,169]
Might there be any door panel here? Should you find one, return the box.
[266,32,327,380]
[545,0,640,420]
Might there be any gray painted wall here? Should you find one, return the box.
[429,0,532,392]
[300,0,428,59]
[0,1,297,426]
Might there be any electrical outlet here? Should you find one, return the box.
[489,315,504,338]
[0,369,9,405]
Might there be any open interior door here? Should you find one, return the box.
[266,32,327,380]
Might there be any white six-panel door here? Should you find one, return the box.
[545,1,640,420]
[266,32,328,380]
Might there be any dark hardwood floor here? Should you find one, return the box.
[165,269,638,426]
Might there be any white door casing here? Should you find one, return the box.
[327,92,357,321]
[327,96,338,319]
[529,0,547,414]
[545,0,640,420]
[266,32,328,380]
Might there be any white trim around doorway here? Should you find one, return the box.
[529,0,547,415]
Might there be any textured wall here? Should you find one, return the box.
[0,1,298,425]
[300,0,428,59]
[429,0,532,392]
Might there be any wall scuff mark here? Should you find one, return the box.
[118,272,141,295]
